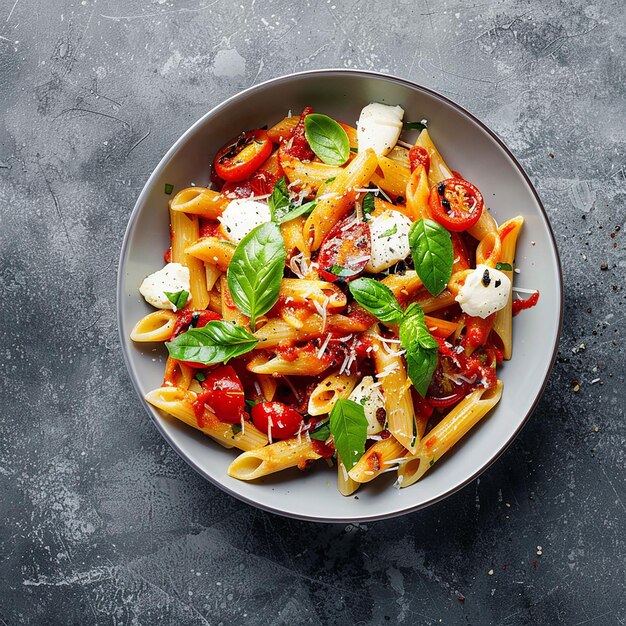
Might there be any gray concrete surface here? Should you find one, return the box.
[1,0,625,624]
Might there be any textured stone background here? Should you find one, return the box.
[1,0,625,624]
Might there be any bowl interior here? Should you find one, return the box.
[118,70,561,522]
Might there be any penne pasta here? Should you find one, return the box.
[493,216,524,359]
[370,155,411,199]
[227,438,322,480]
[267,114,299,143]
[348,437,407,483]
[247,350,331,376]
[398,381,503,487]
[131,310,177,342]
[279,279,346,312]
[414,129,453,186]
[170,187,229,219]
[308,371,359,416]
[404,165,430,221]
[145,387,268,451]
[338,456,360,496]
[371,330,418,454]
[170,208,210,309]
[185,237,235,272]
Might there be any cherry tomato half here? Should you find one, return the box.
[408,146,430,173]
[317,216,371,283]
[213,129,273,183]
[428,178,484,232]
[462,313,496,351]
[198,365,245,424]
[251,402,304,439]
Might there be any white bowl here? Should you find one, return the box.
[117,69,563,522]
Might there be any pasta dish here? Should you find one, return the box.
[130,103,539,494]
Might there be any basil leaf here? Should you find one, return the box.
[409,218,454,296]
[403,121,427,132]
[165,321,258,365]
[268,177,290,215]
[269,177,317,223]
[329,264,361,279]
[349,277,404,325]
[304,114,350,166]
[329,399,368,471]
[399,309,439,397]
[274,199,316,224]
[362,192,375,217]
[309,421,330,441]
[227,222,286,332]
[380,224,397,238]
[495,262,513,271]
[164,289,189,311]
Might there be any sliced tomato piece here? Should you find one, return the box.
[281,106,315,161]
[220,179,254,199]
[251,402,304,439]
[317,216,371,283]
[408,146,430,173]
[249,150,284,195]
[213,129,273,182]
[462,313,496,351]
[428,178,484,232]
[197,365,245,424]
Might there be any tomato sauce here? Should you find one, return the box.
[512,291,540,316]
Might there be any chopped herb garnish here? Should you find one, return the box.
[362,192,375,216]
[164,183,174,195]
[164,289,189,311]
[329,264,361,278]
[194,372,206,382]
[380,224,398,238]
[231,424,242,435]
[325,176,336,184]
[244,398,258,410]
[495,262,513,271]
[403,120,427,132]
[309,420,331,441]
[350,147,358,153]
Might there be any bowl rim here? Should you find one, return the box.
[116,68,564,523]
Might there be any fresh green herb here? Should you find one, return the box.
[409,218,454,296]
[348,277,404,325]
[194,372,206,382]
[304,113,350,166]
[495,262,513,272]
[165,321,259,365]
[275,200,317,223]
[268,176,317,223]
[380,224,398,238]
[164,183,174,195]
[324,176,336,184]
[403,120,427,132]
[244,398,257,410]
[399,306,439,397]
[329,399,368,471]
[362,192,376,217]
[268,177,291,215]
[359,397,367,406]
[309,420,331,441]
[164,289,189,311]
[329,264,361,279]
[429,459,435,467]
[227,222,286,332]
[219,240,237,248]
[231,424,242,435]
[350,147,358,153]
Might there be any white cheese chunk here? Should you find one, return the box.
[357,103,405,156]
[365,210,412,273]
[348,376,385,435]
[455,264,512,318]
[139,262,191,310]
[219,198,272,243]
